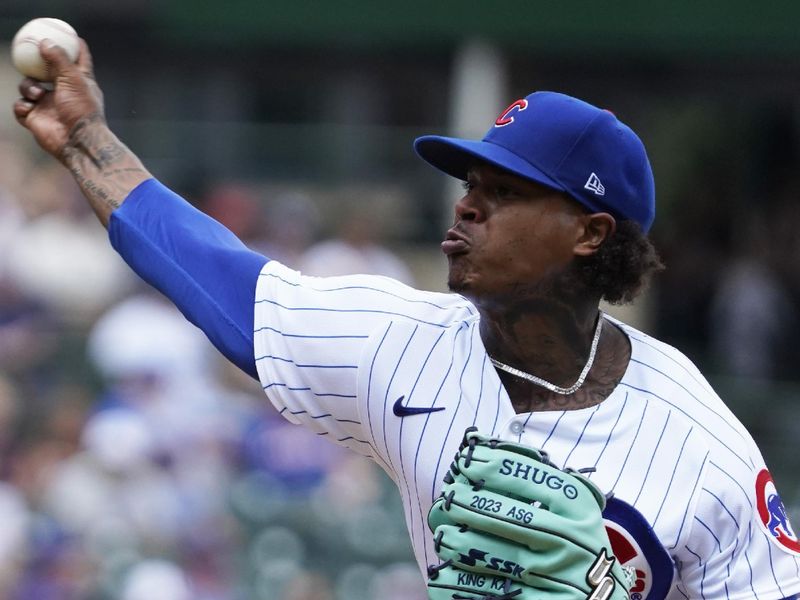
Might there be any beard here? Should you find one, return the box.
[445,257,473,295]
[446,273,467,294]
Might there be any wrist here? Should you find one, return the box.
[58,112,151,227]
[59,112,109,166]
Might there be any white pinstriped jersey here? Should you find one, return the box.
[254,261,800,600]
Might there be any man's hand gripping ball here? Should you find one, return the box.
[426,429,631,600]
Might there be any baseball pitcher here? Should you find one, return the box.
[13,39,800,600]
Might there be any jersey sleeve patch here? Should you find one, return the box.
[755,468,800,556]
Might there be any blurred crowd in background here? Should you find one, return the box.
[3,2,800,598]
[0,140,427,599]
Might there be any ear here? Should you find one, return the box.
[573,212,616,257]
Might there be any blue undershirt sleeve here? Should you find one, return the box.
[108,178,269,379]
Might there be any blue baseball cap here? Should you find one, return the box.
[414,91,656,232]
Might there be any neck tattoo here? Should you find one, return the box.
[489,311,605,395]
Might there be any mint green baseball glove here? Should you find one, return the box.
[426,428,631,600]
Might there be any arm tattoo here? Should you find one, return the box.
[61,114,151,227]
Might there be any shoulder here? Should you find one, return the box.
[612,319,778,536]
[612,316,724,409]
[597,319,800,598]
[611,317,759,470]
[256,260,478,326]
[611,317,711,393]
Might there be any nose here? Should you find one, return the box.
[454,193,486,223]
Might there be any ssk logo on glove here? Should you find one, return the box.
[457,548,524,578]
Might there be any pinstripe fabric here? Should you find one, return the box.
[254,261,800,599]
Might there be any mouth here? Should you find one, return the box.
[441,228,469,256]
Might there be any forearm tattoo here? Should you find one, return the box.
[61,113,150,224]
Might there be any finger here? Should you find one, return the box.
[38,39,77,79]
[432,479,584,550]
[433,523,595,594]
[13,99,35,121]
[427,564,525,600]
[456,443,603,519]
[18,78,46,101]
[76,39,95,77]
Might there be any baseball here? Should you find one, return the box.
[11,17,79,81]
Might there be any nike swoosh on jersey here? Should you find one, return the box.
[392,396,445,417]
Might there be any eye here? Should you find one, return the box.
[462,180,475,193]
[493,185,513,198]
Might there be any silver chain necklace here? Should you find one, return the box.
[489,311,605,395]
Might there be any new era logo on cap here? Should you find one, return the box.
[584,173,605,196]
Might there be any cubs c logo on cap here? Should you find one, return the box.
[494,99,528,127]
[755,468,800,555]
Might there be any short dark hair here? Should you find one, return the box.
[571,220,665,304]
